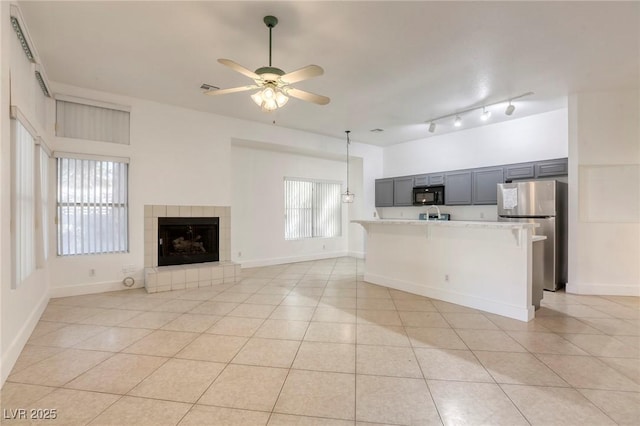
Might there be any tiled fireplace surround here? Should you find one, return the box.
[143,205,240,293]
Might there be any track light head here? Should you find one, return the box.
[428,122,436,133]
[481,107,491,121]
[505,103,516,116]
[454,116,462,127]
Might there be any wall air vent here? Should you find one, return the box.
[370,128,384,132]
[200,83,220,91]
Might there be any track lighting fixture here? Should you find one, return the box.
[505,102,516,116]
[424,91,533,134]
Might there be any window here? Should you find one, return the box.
[12,117,36,286]
[56,97,130,145]
[284,178,342,240]
[56,155,129,255]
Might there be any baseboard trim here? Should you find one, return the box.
[49,279,144,298]
[239,252,350,268]
[347,250,365,259]
[1,292,49,386]
[365,272,534,322]
[566,282,640,296]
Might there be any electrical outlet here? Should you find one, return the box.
[480,212,485,219]
[400,211,404,217]
[238,251,242,257]
[89,269,96,277]
[445,274,449,282]
[322,244,326,250]
[373,211,377,218]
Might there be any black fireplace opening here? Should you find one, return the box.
[158,217,219,266]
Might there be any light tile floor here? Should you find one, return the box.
[1,257,638,425]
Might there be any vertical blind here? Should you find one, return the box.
[284,178,341,240]
[36,145,50,265]
[56,99,130,144]
[57,157,129,255]
[13,118,36,285]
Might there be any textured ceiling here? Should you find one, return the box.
[18,1,640,146]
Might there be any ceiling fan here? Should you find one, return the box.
[203,15,330,112]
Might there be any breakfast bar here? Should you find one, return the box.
[353,219,541,321]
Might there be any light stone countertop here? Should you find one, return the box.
[352,219,539,229]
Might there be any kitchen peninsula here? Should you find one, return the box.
[353,219,541,321]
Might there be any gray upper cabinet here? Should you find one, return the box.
[375,178,394,207]
[413,174,428,187]
[393,177,414,206]
[379,157,567,207]
[414,173,445,187]
[428,173,445,185]
[535,158,568,178]
[504,162,535,181]
[472,167,504,205]
[445,170,472,205]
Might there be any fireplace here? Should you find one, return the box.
[158,217,219,266]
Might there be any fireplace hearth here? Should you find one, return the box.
[158,217,219,266]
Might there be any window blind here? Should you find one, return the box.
[36,144,50,264]
[56,99,130,144]
[57,157,129,255]
[12,118,36,286]
[284,178,341,240]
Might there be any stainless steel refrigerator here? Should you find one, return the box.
[497,180,567,291]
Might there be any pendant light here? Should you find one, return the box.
[341,130,355,203]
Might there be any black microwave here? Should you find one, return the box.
[413,185,445,205]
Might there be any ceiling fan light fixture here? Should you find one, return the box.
[251,91,263,106]
[251,84,289,111]
[262,99,278,112]
[275,90,289,107]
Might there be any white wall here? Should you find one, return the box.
[231,144,362,266]
[383,109,568,177]
[1,2,53,385]
[568,90,640,296]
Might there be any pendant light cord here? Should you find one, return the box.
[346,130,351,192]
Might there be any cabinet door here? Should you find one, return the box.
[375,178,394,207]
[393,177,414,206]
[413,174,428,187]
[472,167,504,205]
[504,162,535,181]
[428,173,445,185]
[444,171,472,205]
[535,158,568,178]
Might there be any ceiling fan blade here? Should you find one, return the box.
[280,65,324,85]
[204,85,259,96]
[286,87,330,105]
[218,59,260,80]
